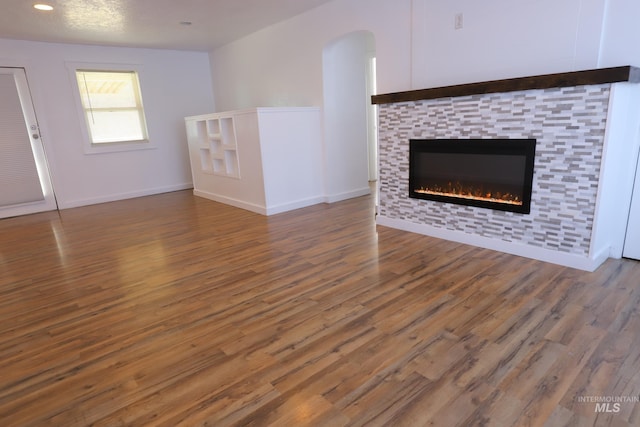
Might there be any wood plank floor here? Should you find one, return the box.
[1,190,639,426]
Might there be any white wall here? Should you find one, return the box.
[411,0,608,89]
[209,0,412,112]
[0,38,215,209]
[599,0,640,67]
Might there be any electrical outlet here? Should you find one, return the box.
[455,13,463,30]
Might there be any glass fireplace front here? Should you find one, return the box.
[409,139,536,214]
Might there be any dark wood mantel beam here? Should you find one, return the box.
[371,66,640,105]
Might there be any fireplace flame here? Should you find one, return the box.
[414,183,523,206]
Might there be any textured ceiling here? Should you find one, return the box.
[0,0,334,51]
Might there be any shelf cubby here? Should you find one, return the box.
[206,119,220,137]
[199,148,213,173]
[224,150,238,177]
[187,115,240,178]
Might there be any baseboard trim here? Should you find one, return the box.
[324,187,371,204]
[193,190,267,215]
[194,191,327,216]
[264,196,325,215]
[195,189,370,216]
[59,183,193,209]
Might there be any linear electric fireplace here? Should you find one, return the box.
[409,139,536,214]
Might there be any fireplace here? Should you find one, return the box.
[374,67,640,270]
[409,139,536,214]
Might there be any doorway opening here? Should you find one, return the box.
[321,31,377,203]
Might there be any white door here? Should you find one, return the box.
[623,159,640,260]
[0,67,57,218]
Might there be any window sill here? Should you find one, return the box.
[84,140,157,155]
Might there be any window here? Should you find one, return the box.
[74,69,148,146]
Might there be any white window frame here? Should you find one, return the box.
[67,62,156,155]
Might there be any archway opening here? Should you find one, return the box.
[322,31,377,203]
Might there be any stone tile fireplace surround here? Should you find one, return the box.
[373,67,640,271]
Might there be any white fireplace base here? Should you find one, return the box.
[377,215,611,272]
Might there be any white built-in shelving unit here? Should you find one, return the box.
[193,115,240,178]
[185,108,325,215]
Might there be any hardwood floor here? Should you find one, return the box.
[1,190,639,426]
